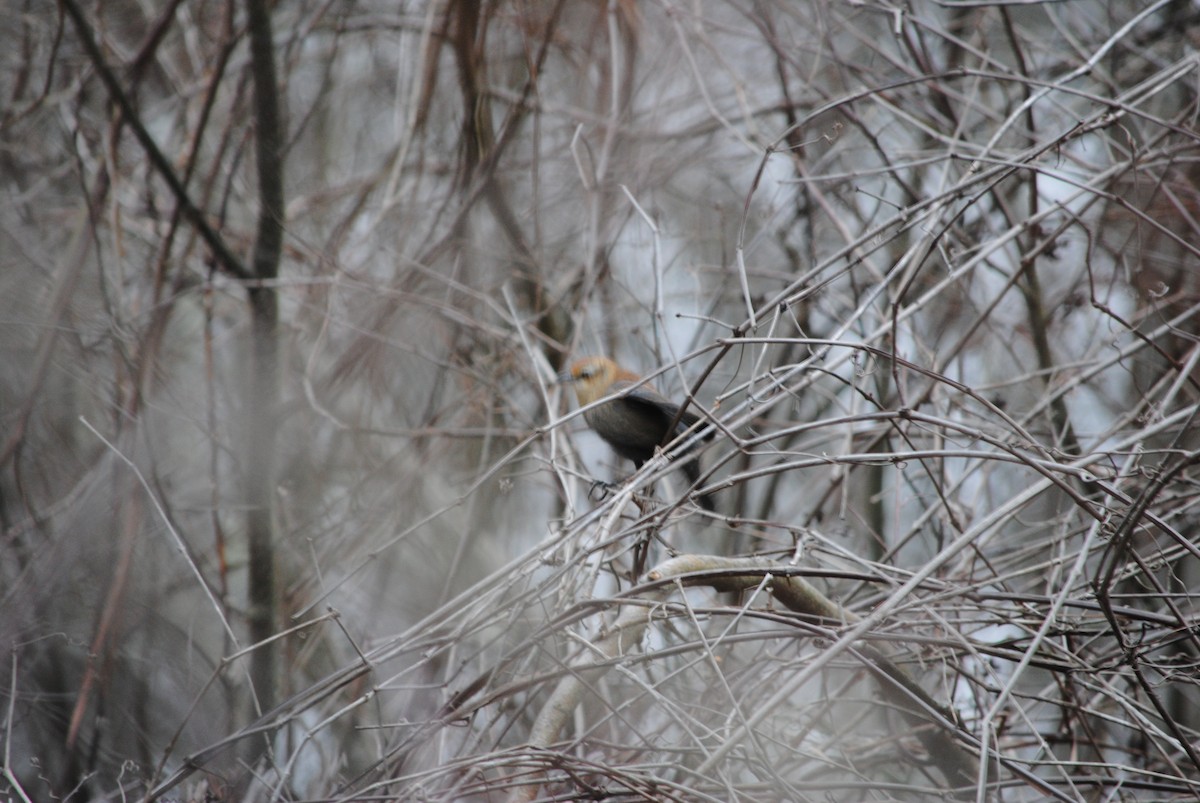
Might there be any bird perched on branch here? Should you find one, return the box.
[560,356,713,509]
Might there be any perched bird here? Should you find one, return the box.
[560,356,712,508]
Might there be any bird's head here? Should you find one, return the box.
[560,356,628,405]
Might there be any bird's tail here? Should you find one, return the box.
[681,456,715,512]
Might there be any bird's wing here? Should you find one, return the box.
[616,383,702,437]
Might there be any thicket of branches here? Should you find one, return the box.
[3,0,1199,800]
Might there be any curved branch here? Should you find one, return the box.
[510,554,982,801]
[58,0,251,281]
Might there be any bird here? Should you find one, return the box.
[560,356,713,509]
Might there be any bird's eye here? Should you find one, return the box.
[579,365,596,379]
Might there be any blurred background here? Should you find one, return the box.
[2,0,1199,799]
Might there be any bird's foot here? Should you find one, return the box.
[588,479,619,502]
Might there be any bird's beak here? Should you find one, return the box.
[556,370,575,385]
